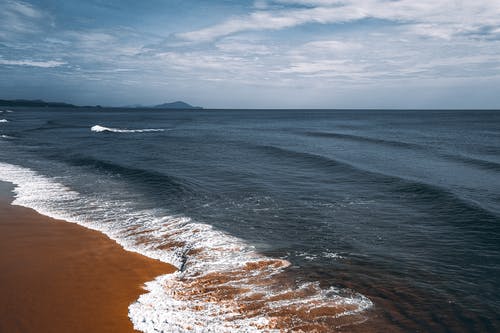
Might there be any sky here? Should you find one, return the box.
[1,0,500,108]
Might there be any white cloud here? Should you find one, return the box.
[274,59,364,74]
[7,0,42,18]
[0,59,66,68]
[0,0,50,37]
[177,0,500,42]
[154,52,250,72]
[177,6,362,41]
[299,40,361,52]
[215,40,272,55]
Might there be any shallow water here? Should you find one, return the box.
[1,108,499,332]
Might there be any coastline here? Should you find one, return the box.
[0,181,176,333]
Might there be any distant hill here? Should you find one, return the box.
[0,98,202,110]
[154,101,202,109]
[0,99,77,108]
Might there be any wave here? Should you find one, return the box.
[256,145,499,220]
[443,154,500,172]
[66,157,192,194]
[256,144,373,177]
[0,135,14,139]
[392,180,500,224]
[303,131,422,150]
[304,131,500,173]
[0,119,9,123]
[0,162,372,332]
[22,120,86,133]
[91,125,166,133]
[25,121,168,134]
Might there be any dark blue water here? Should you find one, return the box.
[1,108,499,332]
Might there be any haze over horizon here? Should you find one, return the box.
[1,0,500,109]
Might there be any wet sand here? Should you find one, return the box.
[0,182,176,333]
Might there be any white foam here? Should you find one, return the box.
[0,135,14,139]
[91,125,165,133]
[0,162,372,332]
[0,119,8,123]
[322,251,345,259]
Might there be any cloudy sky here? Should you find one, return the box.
[1,0,500,108]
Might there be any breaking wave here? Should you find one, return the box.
[0,162,372,332]
[91,125,166,133]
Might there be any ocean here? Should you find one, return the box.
[0,107,499,332]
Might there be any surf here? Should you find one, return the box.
[0,161,372,332]
[91,125,166,133]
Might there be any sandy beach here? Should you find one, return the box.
[0,181,176,333]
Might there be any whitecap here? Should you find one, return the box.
[0,119,9,123]
[91,125,165,133]
[322,252,345,259]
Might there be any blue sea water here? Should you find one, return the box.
[0,108,499,332]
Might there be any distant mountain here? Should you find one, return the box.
[154,101,202,109]
[0,98,202,110]
[0,99,77,108]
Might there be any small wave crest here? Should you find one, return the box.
[67,157,190,194]
[303,131,421,150]
[444,153,500,172]
[0,119,9,123]
[91,125,166,133]
[0,162,372,332]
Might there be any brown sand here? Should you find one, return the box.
[0,182,176,333]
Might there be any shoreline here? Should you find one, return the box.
[0,181,176,333]
[0,163,377,332]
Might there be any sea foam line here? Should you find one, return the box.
[0,162,372,332]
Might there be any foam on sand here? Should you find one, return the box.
[0,162,372,332]
[91,125,166,133]
[0,197,174,333]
